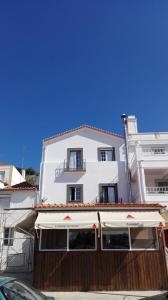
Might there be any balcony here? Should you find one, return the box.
[64,160,86,172]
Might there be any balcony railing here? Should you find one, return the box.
[146,186,168,194]
[64,160,86,172]
[142,147,168,156]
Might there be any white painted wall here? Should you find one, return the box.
[40,128,128,203]
[0,165,25,187]
[11,166,25,186]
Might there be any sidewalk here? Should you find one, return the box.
[44,290,168,300]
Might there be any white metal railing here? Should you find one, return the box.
[142,147,168,156]
[146,186,168,194]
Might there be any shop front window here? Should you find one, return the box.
[102,228,129,250]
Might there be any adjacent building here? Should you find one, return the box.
[0,181,38,271]
[126,116,168,207]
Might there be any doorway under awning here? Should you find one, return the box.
[35,211,99,229]
[99,210,165,228]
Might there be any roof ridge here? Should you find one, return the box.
[44,125,123,142]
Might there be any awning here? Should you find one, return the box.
[99,211,165,228]
[15,211,37,234]
[35,211,99,229]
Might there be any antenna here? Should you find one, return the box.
[21,146,26,170]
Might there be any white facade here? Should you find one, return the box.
[0,163,25,187]
[0,188,38,271]
[127,116,168,207]
[40,126,128,204]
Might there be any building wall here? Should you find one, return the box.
[41,129,128,203]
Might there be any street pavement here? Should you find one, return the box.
[44,290,168,300]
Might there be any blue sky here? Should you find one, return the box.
[1,1,168,170]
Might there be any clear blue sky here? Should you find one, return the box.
[1,1,168,170]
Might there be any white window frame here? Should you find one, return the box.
[39,228,97,252]
[3,227,15,247]
[129,227,159,251]
[101,227,159,251]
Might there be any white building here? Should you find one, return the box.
[0,182,38,271]
[127,116,168,207]
[0,162,25,188]
[40,125,128,205]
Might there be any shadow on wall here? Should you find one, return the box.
[54,167,84,183]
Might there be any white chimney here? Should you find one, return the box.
[21,169,26,179]
[126,115,138,134]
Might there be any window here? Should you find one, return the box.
[40,229,96,251]
[40,229,67,250]
[67,148,84,170]
[102,228,129,250]
[69,229,96,250]
[0,171,5,182]
[67,185,83,202]
[130,228,158,249]
[99,184,118,203]
[102,227,158,251]
[98,148,115,161]
[4,227,14,246]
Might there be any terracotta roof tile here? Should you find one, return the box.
[0,181,36,191]
[44,125,123,142]
[34,202,164,210]
[0,162,8,166]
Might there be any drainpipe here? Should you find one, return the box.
[121,114,133,202]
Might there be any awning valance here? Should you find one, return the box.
[35,211,99,229]
[99,211,165,228]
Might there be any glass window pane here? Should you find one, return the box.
[41,229,67,250]
[4,227,14,246]
[69,151,77,169]
[130,228,158,249]
[69,229,95,250]
[100,151,106,161]
[100,149,113,161]
[108,187,116,203]
[75,187,81,200]
[105,150,113,161]
[102,228,129,249]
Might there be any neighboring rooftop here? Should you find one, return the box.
[0,181,36,191]
[44,125,123,142]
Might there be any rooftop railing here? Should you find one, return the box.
[142,147,168,156]
[146,186,168,194]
